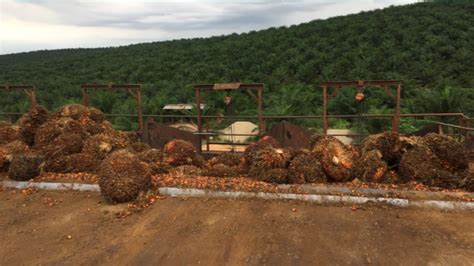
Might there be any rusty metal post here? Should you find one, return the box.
[25,87,37,109]
[126,87,143,134]
[82,88,89,106]
[135,87,143,133]
[206,118,210,152]
[196,88,202,132]
[391,84,401,134]
[195,88,202,153]
[323,85,328,134]
[31,89,37,108]
[257,87,264,134]
[458,116,464,138]
[466,119,472,141]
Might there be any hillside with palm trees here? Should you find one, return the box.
[0,1,472,131]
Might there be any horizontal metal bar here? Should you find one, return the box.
[205,142,251,146]
[0,85,35,90]
[109,114,194,118]
[321,80,404,87]
[312,134,372,137]
[434,122,474,131]
[195,132,259,137]
[102,113,471,119]
[1,112,472,121]
[193,83,264,90]
[103,113,471,119]
[81,84,141,89]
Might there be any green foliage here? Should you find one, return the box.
[0,2,473,132]
[331,119,351,129]
[409,86,474,116]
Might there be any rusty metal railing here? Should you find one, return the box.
[2,112,472,147]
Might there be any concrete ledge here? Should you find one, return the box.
[2,181,473,211]
[2,180,100,192]
[282,183,474,201]
[157,187,474,211]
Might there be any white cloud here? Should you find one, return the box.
[0,0,415,54]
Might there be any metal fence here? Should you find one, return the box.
[1,111,472,141]
[3,111,471,154]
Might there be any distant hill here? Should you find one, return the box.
[0,2,473,131]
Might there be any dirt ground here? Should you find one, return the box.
[1,189,474,265]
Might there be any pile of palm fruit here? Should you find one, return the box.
[0,104,155,203]
[1,104,472,204]
[240,132,472,191]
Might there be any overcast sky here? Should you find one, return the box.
[0,0,414,55]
